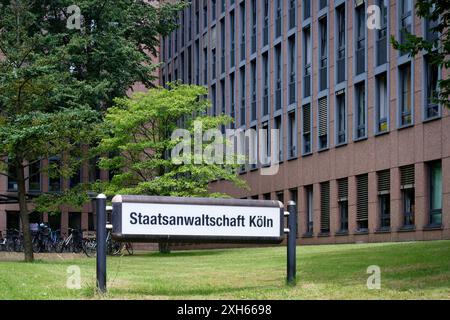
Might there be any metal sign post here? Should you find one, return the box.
[96,194,107,294]
[286,201,297,285]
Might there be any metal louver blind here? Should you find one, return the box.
[400,165,415,188]
[356,174,368,222]
[320,181,330,232]
[338,178,348,200]
[377,170,390,193]
[318,98,327,137]
[303,104,311,133]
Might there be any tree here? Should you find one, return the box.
[0,0,183,261]
[391,0,449,109]
[95,83,247,253]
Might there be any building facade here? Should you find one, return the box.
[160,0,450,244]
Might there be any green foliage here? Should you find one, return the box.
[0,0,184,211]
[391,0,450,109]
[96,83,247,198]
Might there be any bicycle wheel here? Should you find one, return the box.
[112,241,122,256]
[125,243,134,255]
[83,239,97,258]
[32,238,41,253]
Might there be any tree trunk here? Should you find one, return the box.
[158,242,171,254]
[16,161,34,262]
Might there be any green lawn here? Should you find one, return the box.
[0,240,450,299]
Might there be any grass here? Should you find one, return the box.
[0,240,450,299]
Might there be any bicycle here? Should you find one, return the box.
[58,228,83,253]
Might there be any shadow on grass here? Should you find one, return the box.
[131,250,228,259]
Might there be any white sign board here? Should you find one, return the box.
[112,195,284,243]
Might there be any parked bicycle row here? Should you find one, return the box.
[0,224,133,257]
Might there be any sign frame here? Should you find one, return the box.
[111,195,285,244]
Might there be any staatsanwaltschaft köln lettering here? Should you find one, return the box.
[129,212,274,228]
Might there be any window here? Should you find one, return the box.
[263,193,271,200]
[288,36,296,105]
[275,0,282,38]
[220,20,226,73]
[250,61,257,121]
[425,5,439,43]
[336,90,346,144]
[203,47,208,84]
[239,2,246,62]
[263,0,269,46]
[378,170,391,229]
[303,27,311,98]
[70,166,81,188]
[230,73,236,128]
[48,157,61,192]
[261,121,270,163]
[7,161,18,191]
[203,0,208,29]
[212,48,217,80]
[277,191,284,203]
[29,160,41,192]
[289,0,296,30]
[305,185,313,234]
[429,161,442,226]
[239,67,246,126]
[249,125,257,170]
[220,80,226,115]
[288,111,297,158]
[302,103,312,154]
[320,181,330,234]
[275,44,282,110]
[338,178,349,232]
[251,0,257,54]
[211,85,217,115]
[318,97,328,149]
[425,55,440,119]
[376,0,388,66]
[303,0,311,20]
[221,0,225,13]
[319,0,327,10]
[319,17,328,91]
[355,1,366,75]
[187,46,192,83]
[195,0,200,34]
[356,174,369,231]
[399,63,412,126]
[355,82,366,139]
[336,5,346,83]
[274,115,283,161]
[195,40,200,84]
[376,73,388,133]
[399,0,412,54]
[262,52,269,116]
[400,164,415,227]
[188,5,192,41]
[212,0,216,21]
[230,11,235,67]
[181,11,185,47]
